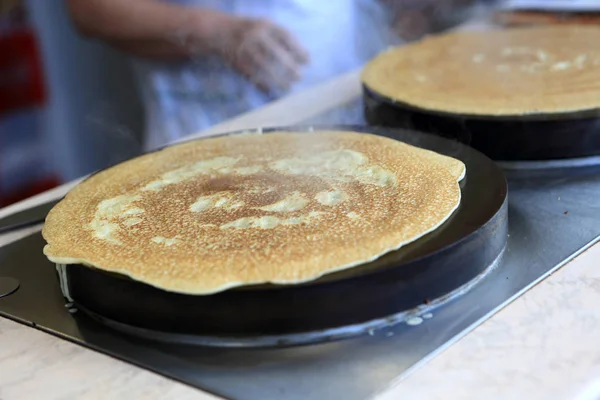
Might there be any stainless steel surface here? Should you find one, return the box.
[4,98,600,400]
[0,199,60,234]
[498,157,600,181]
[499,156,600,170]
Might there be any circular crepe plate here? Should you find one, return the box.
[363,85,600,161]
[60,125,508,346]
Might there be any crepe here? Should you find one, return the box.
[361,25,600,117]
[43,131,465,295]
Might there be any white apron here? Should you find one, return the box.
[133,0,399,150]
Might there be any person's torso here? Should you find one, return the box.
[134,0,398,149]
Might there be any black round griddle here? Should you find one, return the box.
[363,85,600,161]
[61,125,508,346]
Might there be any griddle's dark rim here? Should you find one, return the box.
[70,245,507,348]
[62,124,507,293]
[362,84,600,122]
[363,87,600,161]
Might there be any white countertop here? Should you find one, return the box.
[3,23,600,399]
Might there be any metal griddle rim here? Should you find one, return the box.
[362,83,600,122]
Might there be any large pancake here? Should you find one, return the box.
[42,131,465,295]
[361,25,600,117]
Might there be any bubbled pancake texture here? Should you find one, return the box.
[361,25,600,116]
[42,131,465,295]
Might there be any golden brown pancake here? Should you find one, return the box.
[43,131,465,295]
[361,25,600,117]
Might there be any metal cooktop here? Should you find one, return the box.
[2,99,600,400]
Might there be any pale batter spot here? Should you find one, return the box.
[123,217,142,227]
[95,195,140,219]
[415,74,427,82]
[151,236,179,246]
[190,196,213,212]
[190,192,244,213]
[354,166,397,187]
[347,211,360,219]
[271,149,367,177]
[259,191,308,212]
[89,194,141,243]
[552,61,571,71]
[271,149,396,187]
[123,208,144,216]
[284,217,304,225]
[89,220,120,243]
[143,156,240,192]
[220,212,324,230]
[221,217,251,229]
[315,190,347,206]
[142,181,166,192]
[496,46,554,73]
[214,198,229,207]
[472,53,485,63]
[501,47,551,64]
[537,50,549,62]
[234,166,263,175]
[257,216,279,229]
[502,46,531,56]
[497,47,557,74]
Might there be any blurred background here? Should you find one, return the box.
[0,0,143,207]
[1,0,556,208]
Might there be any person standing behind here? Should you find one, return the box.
[65,0,399,150]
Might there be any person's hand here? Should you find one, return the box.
[203,15,310,94]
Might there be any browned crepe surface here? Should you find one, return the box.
[43,131,465,295]
[362,25,600,116]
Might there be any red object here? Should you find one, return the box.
[0,27,47,115]
[0,176,61,208]
[0,25,59,207]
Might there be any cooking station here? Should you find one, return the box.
[3,79,600,399]
[3,20,600,400]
